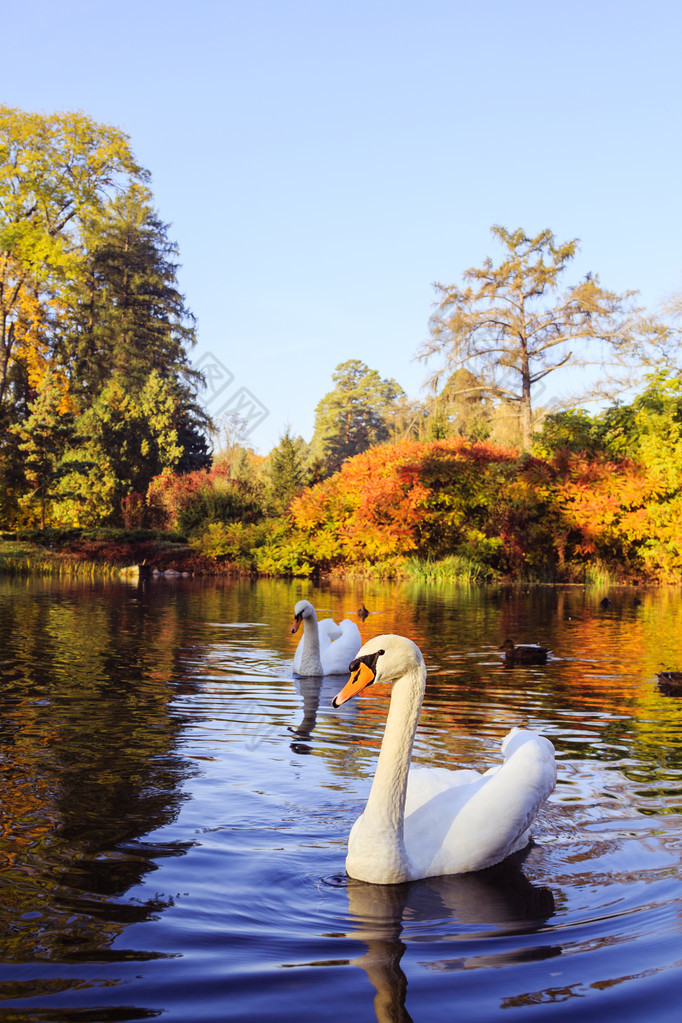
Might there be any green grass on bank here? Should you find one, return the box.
[402,555,495,583]
[0,529,652,585]
[0,528,193,577]
[0,540,110,577]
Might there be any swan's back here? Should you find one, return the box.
[403,729,556,877]
[321,618,362,674]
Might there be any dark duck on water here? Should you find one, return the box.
[500,638,550,665]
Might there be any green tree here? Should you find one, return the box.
[311,360,405,475]
[601,373,682,484]
[0,106,145,410]
[420,225,650,451]
[61,186,196,393]
[59,186,210,473]
[267,428,306,511]
[532,408,607,458]
[57,372,185,525]
[10,369,76,528]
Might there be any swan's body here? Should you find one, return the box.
[291,600,362,676]
[333,635,556,884]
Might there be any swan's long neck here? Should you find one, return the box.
[299,612,323,675]
[349,661,425,883]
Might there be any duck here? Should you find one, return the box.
[500,638,550,665]
[357,603,371,621]
[332,634,556,884]
[656,671,682,697]
[291,599,362,676]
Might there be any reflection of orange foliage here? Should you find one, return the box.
[0,750,57,871]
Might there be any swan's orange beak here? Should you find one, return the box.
[332,661,375,707]
[291,613,302,635]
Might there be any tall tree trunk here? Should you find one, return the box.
[0,317,13,408]
[520,389,532,452]
[519,314,533,452]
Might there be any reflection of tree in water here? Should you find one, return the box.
[345,853,557,1023]
[0,580,199,968]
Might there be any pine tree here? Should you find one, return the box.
[56,372,188,526]
[59,186,211,486]
[268,429,306,511]
[10,369,75,528]
[62,186,196,393]
[311,360,404,476]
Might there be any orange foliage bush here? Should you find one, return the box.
[144,436,682,580]
[284,438,676,579]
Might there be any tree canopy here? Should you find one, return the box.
[0,105,208,529]
[0,105,146,409]
[311,359,405,475]
[419,225,659,451]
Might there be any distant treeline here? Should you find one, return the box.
[142,374,682,582]
[2,106,682,583]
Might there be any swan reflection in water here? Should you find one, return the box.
[288,673,359,754]
[344,853,557,1023]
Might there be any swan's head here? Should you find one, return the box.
[331,634,423,707]
[291,599,316,634]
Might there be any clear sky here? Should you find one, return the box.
[3,0,681,452]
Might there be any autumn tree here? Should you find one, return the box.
[0,105,211,529]
[0,106,145,412]
[424,368,494,441]
[311,360,405,475]
[420,225,651,451]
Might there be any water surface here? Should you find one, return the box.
[1,576,682,1021]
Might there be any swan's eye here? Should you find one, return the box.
[295,612,302,623]
[348,649,385,678]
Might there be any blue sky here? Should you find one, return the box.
[4,0,681,452]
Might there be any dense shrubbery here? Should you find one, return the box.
[137,381,682,582]
[276,439,555,579]
[246,431,682,581]
[147,466,264,532]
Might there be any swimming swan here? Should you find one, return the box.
[332,634,556,884]
[291,599,362,676]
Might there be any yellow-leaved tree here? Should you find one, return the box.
[0,105,147,410]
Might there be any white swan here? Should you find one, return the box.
[291,599,362,676]
[332,634,556,884]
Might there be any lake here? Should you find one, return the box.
[1,574,682,1022]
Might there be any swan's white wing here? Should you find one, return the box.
[321,618,362,674]
[405,765,483,816]
[319,619,343,643]
[404,731,556,877]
